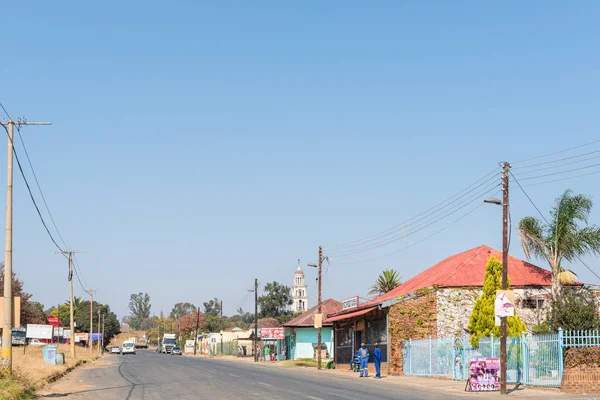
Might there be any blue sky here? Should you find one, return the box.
[2,1,600,320]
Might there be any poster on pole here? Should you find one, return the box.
[26,324,53,339]
[465,358,500,392]
[495,290,515,317]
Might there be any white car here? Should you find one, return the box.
[121,341,136,355]
[28,338,46,346]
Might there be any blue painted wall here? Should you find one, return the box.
[289,327,334,360]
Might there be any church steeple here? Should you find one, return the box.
[292,259,308,312]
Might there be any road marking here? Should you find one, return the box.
[228,373,240,377]
[258,381,274,387]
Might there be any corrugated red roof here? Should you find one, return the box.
[372,245,553,305]
[323,305,379,323]
[284,299,343,327]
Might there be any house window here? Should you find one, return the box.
[521,298,544,309]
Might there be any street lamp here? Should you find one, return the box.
[484,161,510,395]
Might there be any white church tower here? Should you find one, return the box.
[292,259,308,312]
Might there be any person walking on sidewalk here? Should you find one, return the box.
[357,343,369,377]
[373,342,382,379]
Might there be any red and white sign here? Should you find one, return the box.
[261,327,284,339]
[74,332,88,343]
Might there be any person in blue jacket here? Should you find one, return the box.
[357,343,369,377]
[373,342,382,379]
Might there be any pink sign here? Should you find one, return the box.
[466,358,500,392]
[261,327,284,339]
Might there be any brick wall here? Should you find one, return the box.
[561,366,600,394]
[388,291,437,375]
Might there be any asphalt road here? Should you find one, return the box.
[37,350,465,399]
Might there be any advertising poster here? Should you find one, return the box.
[26,324,53,339]
[495,290,515,317]
[465,358,500,392]
[260,327,284,339]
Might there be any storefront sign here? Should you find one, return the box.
[495,290,515,317]
[342,296,359,311]
[260,327,284,339]
[26,324,53,339]
[74,332,88,342]
[465,358,500,392]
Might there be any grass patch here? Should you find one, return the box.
[281,358,318,368]
[0,373,35,400]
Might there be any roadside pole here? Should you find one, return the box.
[193,307,200,356]
[317,246,323,370]
[56,250,86,359]
[88,289,94,351]
[248,279,258,362]
[101,314,105,355]
[97,310,101,354]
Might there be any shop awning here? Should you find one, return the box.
[324,305,379,323]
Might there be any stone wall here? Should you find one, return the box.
[436,287,552,337]
[388,291,437,375]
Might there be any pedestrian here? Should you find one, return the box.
[356,343,369,377]
[373,342,382,378]
[264,345,270,362]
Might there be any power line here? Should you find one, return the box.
[511,138,600,165]
[522,170,600,188]
[0,122,66,254]
[509,171,600,281]
[327,184,500,257]
[516,163,600,181]
[512,152,600,175]
[334,195,495,265]
[324,168,499,250]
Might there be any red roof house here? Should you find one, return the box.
[284,299,343,328]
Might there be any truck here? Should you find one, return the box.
[161,333,177,354]
[128,335,148,349]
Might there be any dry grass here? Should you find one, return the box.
[13,344,99,388]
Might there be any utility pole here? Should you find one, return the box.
[500,161,510,395]
[220,300,223,355]
[101,314,105,355]
[248,279,258,362]
[193,306,200,356]
[97,310,101,354]
[0,119,51,373]
[317,245,323,370]
[88,289,94,351]
[56,250,86,359]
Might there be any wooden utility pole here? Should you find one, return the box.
[317,245,323,370]
[0,119,51,373]
[56,250,86,359]
[88,289,94,351]
[97,310,101,354]
[193,307,200,356]
[500,161,510,395]
[249,279,258,362]
[101,314,105,355]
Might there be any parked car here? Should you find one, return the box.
[171,346,182,356]
[28,339,45,346]
[121,341,136,355]
[110,346,121,355]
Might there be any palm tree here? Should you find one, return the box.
[517,190,600,300]
[64,296,83,309]
[368,269,402,297]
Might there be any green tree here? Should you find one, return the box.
[0,263,47,325]
[368,269,402,297]
[546,289,600,331]
[518,190,600,300]
[258,281,292,319]
[128,292,151,330]
[468,256,526,347]
[170,302,197,319]
[203,298,222,317]
[74,300,120,346]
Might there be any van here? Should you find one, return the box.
[121,341,136,355]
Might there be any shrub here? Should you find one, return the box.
[564,347,600,368]
[547,289,600,331]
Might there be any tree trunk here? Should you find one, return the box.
[551,262,562,300]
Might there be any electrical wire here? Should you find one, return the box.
[509,171,600,281]
[334,194,497,265]
[512,153,600,175]
[516,163,600,181]
[327,184,500,257]
[511,138,600,165]
[512,149,600,171]
[522,170,600,188]
[324,168,500,250]
[0,123,66,254]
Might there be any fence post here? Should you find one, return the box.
[491,333,494,358]
[520,332,527,385]
[558,328,564,382]
[462,333,467,380]
[429,336,433,377]
[409,339,412,375]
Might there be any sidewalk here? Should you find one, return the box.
[209,355,597,399]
